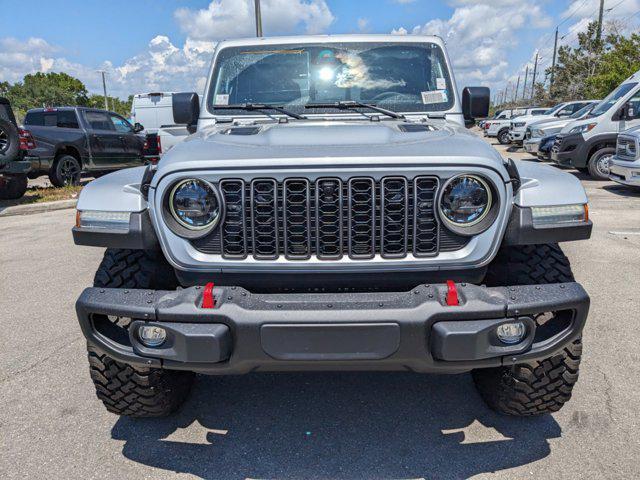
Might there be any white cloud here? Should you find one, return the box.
[0,0,336,99]
[392,0,551,90]
[174,0,334,41]
[357,17,370,32]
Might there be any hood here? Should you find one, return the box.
[529,116,574,131]
[513,114,552,125]
[155,119,505,177]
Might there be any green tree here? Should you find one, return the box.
[8,72,88,116]
[86,94,133,117]
[585,32,640,98]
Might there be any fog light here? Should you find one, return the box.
[138,325,167,347]
[496,322,526,344]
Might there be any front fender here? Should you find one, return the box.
[76,166,148,212]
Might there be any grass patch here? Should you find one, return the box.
[0,185,83,207]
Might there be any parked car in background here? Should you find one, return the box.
[609,125,640,187]
[131,92,190,160]
[24,107,147,186]
[552,69,640,179]
[523,102,599,157]
[0,97,36,199]
[486,107,546,144]
[509,100,597,146]
[536,134,558,162]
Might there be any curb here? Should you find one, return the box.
[0,199,77,217]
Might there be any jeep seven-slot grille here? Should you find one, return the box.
[192,176,469,259]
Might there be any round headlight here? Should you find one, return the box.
[440,175,492,228]
[169,179,221,230]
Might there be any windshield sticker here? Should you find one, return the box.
[421,90,447,105]
[436,77,446,89]
[215,94,229,105]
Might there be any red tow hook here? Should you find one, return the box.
[445,280,460,306]
[202,282,216,309]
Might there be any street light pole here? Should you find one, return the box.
[254,0,263,37]
[98,70,109,111]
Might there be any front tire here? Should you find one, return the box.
[587,147,615,181]
[473,244,583,416]
[497,129,510,145]
[87,249,194,417]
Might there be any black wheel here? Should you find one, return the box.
[587,147,615,181]
[49,154,81,187]
[0,118,19,161]
[0,173,28,200]
[87,249,194,417]
[473,244,583,416]
[497,129,510,145]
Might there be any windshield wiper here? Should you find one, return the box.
[214,103,307,120]
[305,100,405,119]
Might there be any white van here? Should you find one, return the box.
[131,92,189,156]
[551,70,640,179]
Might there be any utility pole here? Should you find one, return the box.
[254,0,263,37]
[550,27,559,95]
[596,0,605,43]
[98,70,109,111]
[522,65,529,100]
[530,53,539,102]
[514,75,521,103]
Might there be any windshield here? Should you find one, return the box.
[591,82,637,116]
[545,103,566,115]
[571,103,595,119]
[208,42,454,116]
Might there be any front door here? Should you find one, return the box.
[84,110,124,170]
[109,114,145,168]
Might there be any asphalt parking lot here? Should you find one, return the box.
[2,131,640,479]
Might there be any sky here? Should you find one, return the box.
[1,0,639,102]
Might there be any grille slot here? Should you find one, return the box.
[192,175,470,260]
[283,179,311,259]
[220,180,247,258]
[315,178,343,259]
[250,179,278,259]
[348,178,376,259]
[413,177,439,256]
[381,177,409,258]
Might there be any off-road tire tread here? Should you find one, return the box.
[87,248,193,417]
[0,173,28,200]
[476,244,582,416]
[87,345,194,417]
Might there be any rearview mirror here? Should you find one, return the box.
[173,92,200,133]
[133,122,144,133]
[462,87,490,124]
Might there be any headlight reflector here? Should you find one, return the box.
[569,123,597,134]
[440,175,492,227]
[531,204,588,227]
[169,179,221,230]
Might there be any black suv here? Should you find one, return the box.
[0,97,36,199]
[23,107,146,186]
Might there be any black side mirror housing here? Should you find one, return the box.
[462,87,490,125]
[133,122,144,133]
[173,92,200,134]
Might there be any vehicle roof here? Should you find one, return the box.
[133,92,176,98]
[215,34,445,49]
[26,106,110,113]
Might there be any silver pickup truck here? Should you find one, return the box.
[72,34,592,418]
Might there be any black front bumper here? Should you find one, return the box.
[76,282,589,374]
[551,132,587,167]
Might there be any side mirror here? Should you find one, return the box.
[462,87,490,124]
[173,92,200,134]
[133,122,144,133]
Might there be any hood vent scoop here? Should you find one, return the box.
[221,126,262,136]
[398,123,437,133]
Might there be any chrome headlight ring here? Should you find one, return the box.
[437,174,499,236]
[163,178,224,239]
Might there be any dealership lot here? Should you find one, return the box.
[2,133,640,479]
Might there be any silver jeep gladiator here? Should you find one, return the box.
[73,35,592,418]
